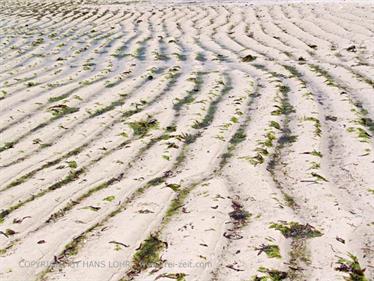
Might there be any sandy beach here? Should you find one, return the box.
[0,0,373,280]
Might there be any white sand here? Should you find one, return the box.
[0,0,373,280]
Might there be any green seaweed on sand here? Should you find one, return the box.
[335,253,368,281]
[131,234,167,272]
[128,118,159,137]
[255,244,281,259]
[270,221,323,239]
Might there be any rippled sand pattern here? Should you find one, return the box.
[0,1,373,280]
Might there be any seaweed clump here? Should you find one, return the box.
[335,254,368,281]
[131,234,167,273]
[270,221,323,239]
